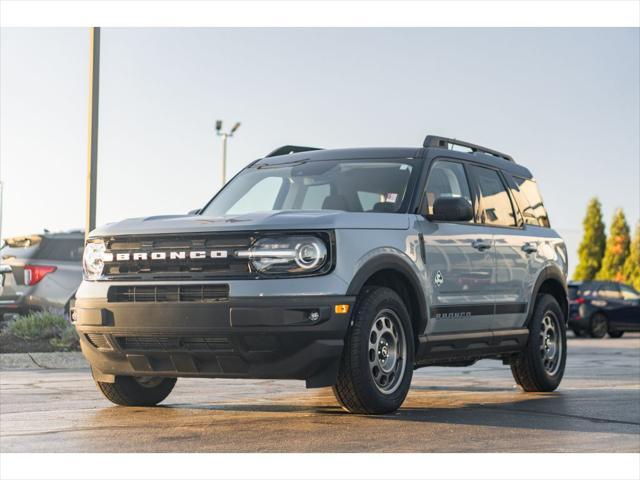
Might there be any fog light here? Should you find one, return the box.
[334,304,350,314]
[308,310,320,322]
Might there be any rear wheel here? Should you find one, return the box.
[608,330,624,338]
[332,286,414,414]
[589,313,608,338]
[511,294,566,392]
[96,375,176,406]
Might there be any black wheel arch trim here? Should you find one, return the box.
[526,265,568,326]
[346,254,428,334]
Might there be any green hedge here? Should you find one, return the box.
[5,312,79,351]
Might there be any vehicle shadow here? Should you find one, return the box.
[94,386,640,437]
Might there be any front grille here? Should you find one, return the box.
[116,336,234,352]
[85,333,111,350]
[108,284,229,303]
[102,233,253,280]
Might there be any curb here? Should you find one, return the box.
[0,352,88,370]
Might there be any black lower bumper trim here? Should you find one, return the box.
[74,295,354,387]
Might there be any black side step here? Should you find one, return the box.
[415,328,528,367]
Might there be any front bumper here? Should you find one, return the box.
[74,295,354,388]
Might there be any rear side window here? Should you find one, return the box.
[468,165,516,227]
[34,238,84,262]
[510,176,550,227]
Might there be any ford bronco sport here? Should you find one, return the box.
[75,135,569,414]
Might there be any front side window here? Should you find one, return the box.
[469,165,516,227]
[202,159,416,216]
[424,160,472,218]
[620,284,640,300]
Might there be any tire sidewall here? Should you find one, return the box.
[350,287,414,412]
[528,295,567,390]
[590,313,608,338]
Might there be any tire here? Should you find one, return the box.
[96,375,177,406]
[608,330,624,338]
[589,313,608,338]
[332,286,414,414]
[511,294,566,392]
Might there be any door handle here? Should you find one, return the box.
[522,242,538,254]
[471,239,492,251]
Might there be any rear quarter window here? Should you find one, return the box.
[509,175,550,228]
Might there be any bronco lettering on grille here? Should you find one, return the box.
[103,250,228,262]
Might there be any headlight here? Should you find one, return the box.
[238,235,329,275]
[83,240,106,280]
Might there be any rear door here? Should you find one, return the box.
[594,283,626,328]
[417,158,496,333]
[466,164,533,331]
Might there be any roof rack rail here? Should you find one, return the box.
[423,135,514,163]
[265,145,323,158]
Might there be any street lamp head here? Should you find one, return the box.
[231,122,241,134]
[215,120,222,132]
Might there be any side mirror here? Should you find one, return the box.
[430,197,473,222]
[188,209,201,215]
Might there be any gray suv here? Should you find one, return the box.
[75,135,568,414]
[1,231,84,319]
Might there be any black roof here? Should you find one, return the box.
[255,144,533,179]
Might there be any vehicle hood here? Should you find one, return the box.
[89,210,410,237]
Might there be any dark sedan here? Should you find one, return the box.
[568,281,640,338]
[0,231,84,320]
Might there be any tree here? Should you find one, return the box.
[622,223,640,290]
[597,209,630,281]
[573,198,606,281]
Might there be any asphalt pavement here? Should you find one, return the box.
[1,334,639,453]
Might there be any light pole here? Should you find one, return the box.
[216,120,241,185]
[86,27,101,240]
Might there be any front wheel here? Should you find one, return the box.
[511,294,566,392]
[332,286,414,414]
[96,375,176,406]
[608,330,624,338]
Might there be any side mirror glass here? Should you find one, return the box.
[430,197,473,222]
[188,209,201,215]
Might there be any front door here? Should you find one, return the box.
[618,284,640,330]
[417,159,496,334]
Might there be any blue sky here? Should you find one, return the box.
[1,28,638,273]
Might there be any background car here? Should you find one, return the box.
[568,281,640,338]
[0,231,84,320]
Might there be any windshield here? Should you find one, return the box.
[202,159,417,216]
